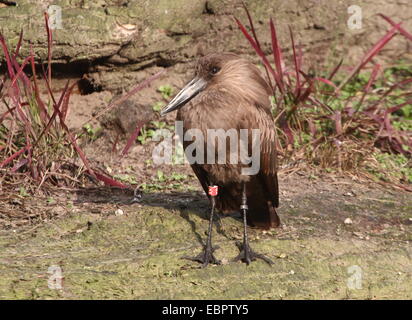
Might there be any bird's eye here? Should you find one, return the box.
[210,66,220,75]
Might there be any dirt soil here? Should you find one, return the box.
[0,75,411,299]
[0,171,411,299]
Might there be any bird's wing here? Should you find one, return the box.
[189,162,210,196]
[244,104,279,208]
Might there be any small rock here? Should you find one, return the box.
[115,208,124,216]
[344,218,353,225]
[289,270,295,275]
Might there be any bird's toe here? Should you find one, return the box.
[233,241,273,266]
[183,245,221,267]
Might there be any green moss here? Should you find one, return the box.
[0,191,411,299]
[368,152,412,184]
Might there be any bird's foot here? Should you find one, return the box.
[233,241,274,265]
[130,186,142,204]
[183,245,221,268]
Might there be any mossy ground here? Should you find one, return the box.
[0,175,410,299]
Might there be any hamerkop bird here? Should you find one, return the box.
[161,53,280,267]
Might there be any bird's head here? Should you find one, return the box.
[160,53,271,116]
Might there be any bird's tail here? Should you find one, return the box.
[246,199,280,230]
[215,185,281,230]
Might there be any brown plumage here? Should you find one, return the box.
[161,52,280,266]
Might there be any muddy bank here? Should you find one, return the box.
[0,174,410,299]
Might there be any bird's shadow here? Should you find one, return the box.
[73,187,240,245]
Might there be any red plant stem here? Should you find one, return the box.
[234,17,284,94]
[359,64,381,107]
[44,12,52,91]
[13,30,23,58]
[338,25,399,90]
[32,81,70,148]
[93,172,128,189]
[9,55,31,90]
[270,18,285,92]
[366,78,412,113]
[121,121,145,156]
[289,26,301,97]
[241,1,274,90]
[378,14,412,41]
[41,70,95,177]
[0,145,30,168]
[327,59,343,81]
[79,70,165,129]
[29,45,49,124]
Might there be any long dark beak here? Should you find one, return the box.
[160,77,207,116]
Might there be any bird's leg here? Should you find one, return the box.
[233,182,274,265]
[183,186,221,267]
[130,185,142,204]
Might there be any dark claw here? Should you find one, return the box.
[183,245,221,268]
[233,241,274,266]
